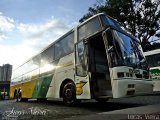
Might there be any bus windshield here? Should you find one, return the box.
[107,29,148,69]
[101,15,130,34]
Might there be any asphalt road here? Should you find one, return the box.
[0,92,160,120]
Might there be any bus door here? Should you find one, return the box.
[75,40,91,99]
[87,34,112,99]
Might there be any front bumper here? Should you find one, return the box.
[112,78,154,98]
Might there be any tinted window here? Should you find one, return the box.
[41,46,54,66]
[55,42,62,59]
[101,15,123,30]
[22,60,32,74]
[23,72,32,81]
[55,32,74,59]
[32,55,40,69]
[76,41,87,76]
[61,32,74,54]
[78,17,101,41]
[12,67,22,80]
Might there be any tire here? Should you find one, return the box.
[62,82,77,106]
[20,98,28,102]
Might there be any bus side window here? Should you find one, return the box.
[54,32,74,59]
[61,32,74,55]
[55,42,63,59]
[78,17,101,41]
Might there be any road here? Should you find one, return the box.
[0,92,160,120]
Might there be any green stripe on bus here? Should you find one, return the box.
[32,74,53,98]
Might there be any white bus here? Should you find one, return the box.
[10,13,153,106]
[144,49,160,91]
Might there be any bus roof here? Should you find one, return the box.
[78,13,104,27]
[144,49,160,56]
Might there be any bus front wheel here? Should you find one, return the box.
[62,82,77,106]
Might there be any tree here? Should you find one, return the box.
[80,0,160,51]
[136,0,160,51]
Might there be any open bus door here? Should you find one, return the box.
[75,32,113,101]
[87,33,112,101]
[75,40,91,99]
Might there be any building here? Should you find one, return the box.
[0,66,2,81]
[0,81,10,99]
[0,64,12,99]
[0,64,12,81]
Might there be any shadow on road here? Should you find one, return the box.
[17,92,160,113]
[27,99,142,113]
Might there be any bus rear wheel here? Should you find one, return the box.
[62,82,77,106]
[20,98,28,102]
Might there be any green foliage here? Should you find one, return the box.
[80,0,160,51]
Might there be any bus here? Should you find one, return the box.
[10,13,153,105]
[144,49,160,91]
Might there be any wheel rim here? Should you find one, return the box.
[63,82,76,105]
[65,88,74,102]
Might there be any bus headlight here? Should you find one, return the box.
[117,72,133,78]
[117,72,125,78]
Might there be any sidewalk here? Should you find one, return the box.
[60,104,160,120]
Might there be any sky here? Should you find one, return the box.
[0,0,97,69]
